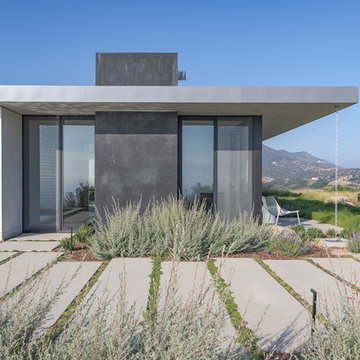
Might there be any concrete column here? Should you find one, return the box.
[0,107,23,240]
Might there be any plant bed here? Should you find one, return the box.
[222,244,348,259]
[54,242,101,262]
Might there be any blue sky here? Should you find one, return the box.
[0,0,359,167]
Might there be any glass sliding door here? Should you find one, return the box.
[63,119,95,229]
[24,116,95,232]
[181,120,214,207]
[216,119,251,218]
[24,117,60,231]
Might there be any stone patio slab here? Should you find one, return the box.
[161,261,236,349]
[0,252,61,297]
[36,261,101,334]
[312,257,360,285]
[0,252,16,262]
[0,241,60,251]
[82,258,152,319]
[264,260,351,317]
[216,258,309,352]
[8,233,71,241]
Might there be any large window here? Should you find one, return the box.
[181,117,253,218]
[23,116,95,232]
[181,120,214,207]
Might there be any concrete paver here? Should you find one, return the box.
[0,252,16,262]
[161,261,236,349]
[312,257,360,285]
[0,252,61,297]
[264,260,350,316]
[0,241,59,252]
[8,233,71,241]
[82,258,152,319]
[36,261,101,334]
[216,258,309,352]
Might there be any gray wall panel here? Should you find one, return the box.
[95,112,178,215]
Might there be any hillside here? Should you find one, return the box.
[262,145,360,189]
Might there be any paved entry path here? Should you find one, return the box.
[264,260,351,318]
[161,261,236,349]
[0,241,60,252]
[82,258,152,319]
[217,258,309,353]
[312,257,360,285]
[0,252,16,262]
[0,252,61,297]
[36,261,101,334]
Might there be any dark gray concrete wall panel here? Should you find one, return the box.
[95,112,178,215]
[96,53,178,86]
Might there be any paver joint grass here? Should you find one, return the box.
[143,256,162,325]
[207,258,260,353]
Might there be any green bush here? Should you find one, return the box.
[60,237,73,251]
[270,230,312,257]
[289,224,307,240]
[89,196,272,260]
[306,227,324,239]
[74,224,93,245]
[341,226,359,239]
[347,232,360,252]
[326,228,336,237]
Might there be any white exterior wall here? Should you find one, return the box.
[0,107,22,240]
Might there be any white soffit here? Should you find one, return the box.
[0,86,357,140]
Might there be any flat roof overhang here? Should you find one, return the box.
[0,85,357,140]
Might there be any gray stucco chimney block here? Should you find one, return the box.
[96,52,178,86]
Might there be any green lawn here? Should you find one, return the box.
[264,188,360,231]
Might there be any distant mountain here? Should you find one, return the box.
[262,145,360,189]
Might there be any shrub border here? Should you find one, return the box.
[254,258,326,323]
[43,260,110,340]
[207,258,259,351]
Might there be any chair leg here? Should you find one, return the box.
[275,215,279,226]
[297,212,300,224]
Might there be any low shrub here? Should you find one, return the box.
[341,226,358,239]
[326,228,336,237]
[74,224,93,245]
[347,232,360,253]
[270,230,311,257]
[60,237,73,251]
[304,288,360,359]
[306,227,324,239]
[289,224,307,240]
[89,196,272,261]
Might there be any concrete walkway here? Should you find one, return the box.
[0,241,60,251]
[216,258,309,353]
[278,218,344,233]
[161,261,236,349]
[7,233,71,241]
[37,261,101,334]
[312,257,360,285]
[264,259,350,317]
[81,258,152,319]
[0,252,16,262]
[0,252,61,297]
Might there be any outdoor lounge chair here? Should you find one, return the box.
[262,196,300,225]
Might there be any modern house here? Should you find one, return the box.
[0,52,357,239]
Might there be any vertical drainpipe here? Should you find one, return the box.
[56,115,63,232]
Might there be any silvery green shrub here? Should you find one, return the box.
[89,196,272,260]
